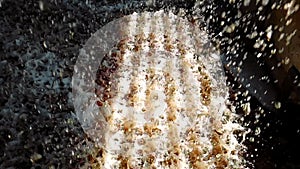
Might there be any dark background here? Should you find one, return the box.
[1,0,299,168]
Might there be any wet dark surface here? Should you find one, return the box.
[1,0,300,168]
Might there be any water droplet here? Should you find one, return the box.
[243,0,251,6]
[274,101,281,109]
[255,127,261,135]
[39,1,44,11]
[262,0,269,6]
[226,23,236,33]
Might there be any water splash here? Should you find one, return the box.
[72,10,247,168]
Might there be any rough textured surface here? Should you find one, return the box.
[1,0,300,169]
